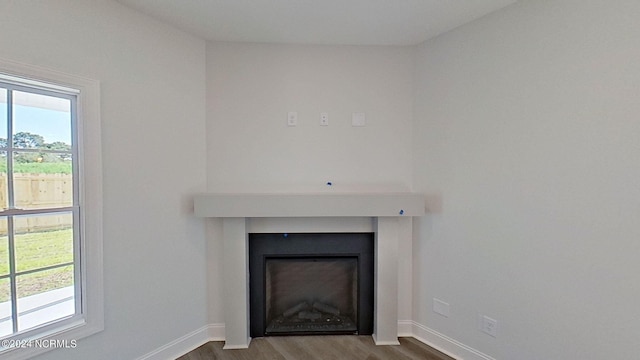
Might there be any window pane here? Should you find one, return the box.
[0,88,6,144]
[0,217,7,276]
[0,89,6,210]
[14,213,73,273]
[16,265,74,331]
[0,165,6,210]
[0,72,87,344]
[13,152,73,209]
[12,91,71,149]
[0,278,11,338]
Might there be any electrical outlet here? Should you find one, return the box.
[320,112,329,126]
[433,298,450,318]
[480,315,498,337]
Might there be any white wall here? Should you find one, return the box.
[206,42,414,192]
[0,1,208,359]
[9,1,638,358]
[205,42,415,325]
[412,1,640,359]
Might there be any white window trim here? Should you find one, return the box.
[0,58,103,360]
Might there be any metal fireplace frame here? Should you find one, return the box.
[249,233,374,338]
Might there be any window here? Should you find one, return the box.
[0,60,102,359]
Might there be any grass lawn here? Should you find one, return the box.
[0,228,74,302]
[0,162,72,174]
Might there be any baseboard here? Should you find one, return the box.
[410,321,496,360]
[372,334,401,346]
[207,323,225,341]
[135,325,211,360]
[398,320,413,337]
[137,322,494,360]
[222,338,251,350]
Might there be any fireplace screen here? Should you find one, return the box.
[264,257,358,335]
[249,232,373,337]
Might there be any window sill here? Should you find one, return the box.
[0,319,103,360]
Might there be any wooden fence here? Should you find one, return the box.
[0,174,73,235]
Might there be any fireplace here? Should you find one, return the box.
[249,233,374,337]
[194,192,425,348]
[264,257,358,334]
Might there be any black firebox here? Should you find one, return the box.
[249,233,374,337]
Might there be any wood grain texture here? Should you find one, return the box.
[176,336,455,360]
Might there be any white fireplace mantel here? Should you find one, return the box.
[194,192,425,218]
[194,192,425,349]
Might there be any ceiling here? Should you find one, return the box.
[115,0,517,46]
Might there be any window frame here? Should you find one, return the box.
[0,58,103,360]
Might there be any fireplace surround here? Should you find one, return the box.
[194,192,425,349]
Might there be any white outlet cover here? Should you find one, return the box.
[433,298,450,318]
[320,112,329,126]
[352,112,366,127]
[480,315,498,337]
[287,111,298,126]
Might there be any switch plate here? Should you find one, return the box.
[352,112,366,127]
[433,298,450,318]
[287,112,298,126]
[480,315,498,337]
[320,112,329,126]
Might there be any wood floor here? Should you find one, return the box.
[177,336,455,360]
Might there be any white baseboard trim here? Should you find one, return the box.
[207,323,225,341]
[410,321,496,360]
[135,325,211,360]
[372,335,401,346]
[137,322,494,360]
[222,338,251,350]
[397,320,413,337]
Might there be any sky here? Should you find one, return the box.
[0,89,71,146]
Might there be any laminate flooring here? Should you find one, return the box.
[177,336,455,360]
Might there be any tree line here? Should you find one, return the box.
[0,132,71,163]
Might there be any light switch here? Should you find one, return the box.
[287,111,298,126]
